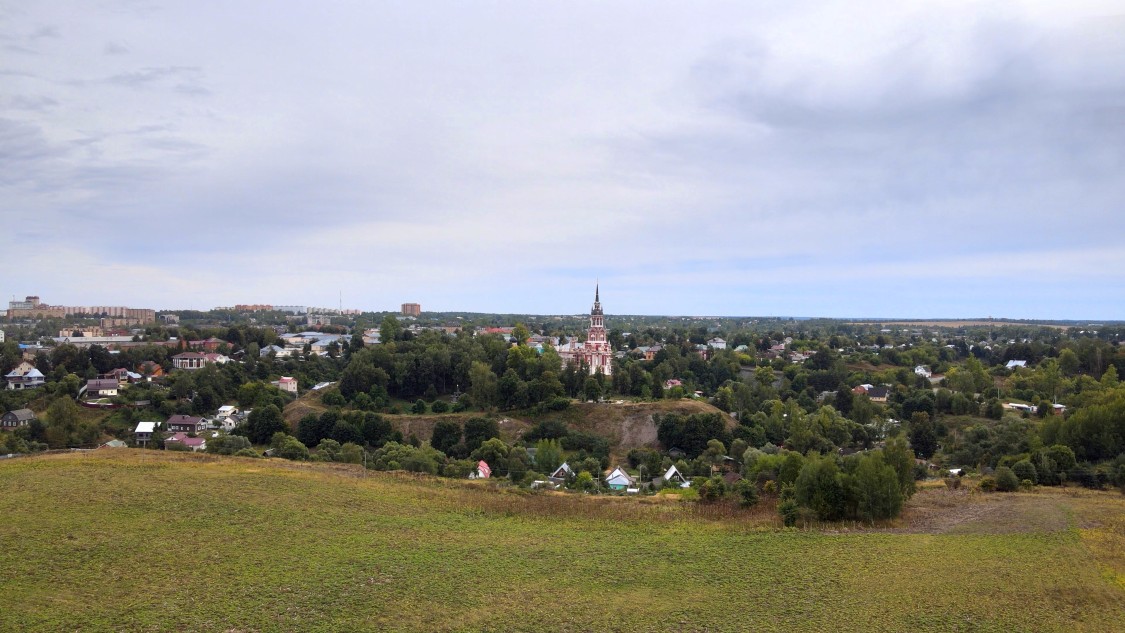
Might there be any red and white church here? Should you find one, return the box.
[557,285,613,376]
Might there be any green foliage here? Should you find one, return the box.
[245,404,287,444]
[1012,459,1038,485]
[470,438,510,473]
[276,436,310,461]
[462,417,499,453]
[656,412,730,458]
[534,439,563,474]
[778,498,799,527]
[734,478,759,508]
[698,475,727,502]
[994,466,1020,492]
[370,441,444,474]
[795,456,846,521]
[430,420,462,456]
[207,434,252,456]
[412,399,427,414]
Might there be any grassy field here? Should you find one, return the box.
[1,451,1123,632]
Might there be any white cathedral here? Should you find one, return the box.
[557,285,613,376]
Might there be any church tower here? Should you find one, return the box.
[584,284,612,376]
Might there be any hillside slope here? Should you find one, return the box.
[0,451,1122,633]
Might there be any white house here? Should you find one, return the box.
[914,365,932,378]
[707,337,727,350]
[662,464,691,488]
[217,405,238,417]
[5,362,45,390]
[605,466,636,491]
[469,460,492,479]
[277,376,298,394]
[1006,360,1028,370]
[135,421,157,446]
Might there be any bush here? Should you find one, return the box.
[234,447,260,458]
[412,399,427,414]
[1011,459,1038,485]
[778,498,799,527]
[277,436,310,461]
[698,476,727,503]
[430,400,449,413]
[734,479,759,508]
[994,466,1019,492]
[979,477,997,492]
[944,477,962,490]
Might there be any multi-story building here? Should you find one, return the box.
[401,303,421,317]
[557,286,613,376]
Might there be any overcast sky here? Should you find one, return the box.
[2,1,1123,318]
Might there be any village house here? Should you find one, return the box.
[85,378,120,398]
[273,376,298,394]
[604,466,637,491]
[707,337,727,350]
[134,421,157,446]
[661,464,690,488]
[166,415,208,434]
[136,361,165,381]
[469,460,492,479]
[165,432,206,452]
[1,408,36,428]
[5,361,45,390]
[914,365,932,378]
[171,352,208,370]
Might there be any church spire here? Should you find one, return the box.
[595,282,599,303]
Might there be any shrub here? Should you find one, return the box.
[994,466,1019,492]
[944,477,962,490]
[979,477,997,492]
[1011,459,1038,485]
[277,437,310,461]
[698,476,727,503]
[322,391,346,407]
[734,479,759,508]
[430,400,449,413]
[778,498,799,527]
[412,399,427,414]
[233,447,259,458]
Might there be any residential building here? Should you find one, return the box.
[166,415,208,434]
[914,365,932,378]
[135,421,157,446]
[136,361,165,381]
[0,329,5,343]
[165,432,206,451]
[171,352,208,370]
[85,378,120,398]
[708,337,727,350]
[557,285,613,376]
[401,303,421,317]
[604,466,637,491]
[5,361,45,390]
[277,376,298,394]
[1,408,36,428]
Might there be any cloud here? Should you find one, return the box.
[0,1,1122,318]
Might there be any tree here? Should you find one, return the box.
[471,438,510,474]
[468,361,499,411]
[584,376,603,402]
[908,412,938,459]
[1012,459,1038,485]
[276,436,309,460]
[412,399,427,414]
[534,438,563,474]
[45,396,81,448]
[463,417,499,454]
[853,454,904,521]
[994,466,1020,492]
[795,456,846,521]
[380,314,403,343]
[512,323,530,346]
[431,420,462,456]
[246,404,287,444]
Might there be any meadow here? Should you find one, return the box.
[1,451,1122,632]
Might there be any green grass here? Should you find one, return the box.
[1,452,1123,632]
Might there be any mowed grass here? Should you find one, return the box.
[1,452,1123,632]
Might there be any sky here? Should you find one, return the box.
[2,1,1123,319]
